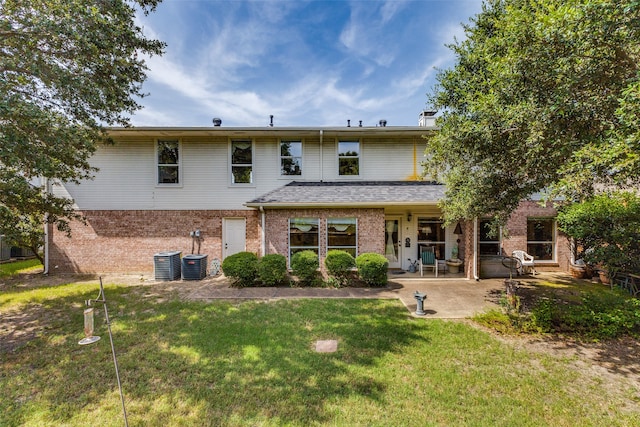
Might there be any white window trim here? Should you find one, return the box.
[279,139,304,179]
[337,140,361,178]
[155,139,183,187]
[229,139,255,186]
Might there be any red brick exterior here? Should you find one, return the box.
[264,208,385,266]
[50,210,260,274]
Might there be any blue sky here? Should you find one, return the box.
[134,0,482,127]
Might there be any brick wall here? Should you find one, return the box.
[264,208,385,265]
[50,210,260,274]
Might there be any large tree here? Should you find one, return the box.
[425,0,640,224]
[0,0,164,262]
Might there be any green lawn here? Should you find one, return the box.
[0,259,42,277]
[1,281,638,426]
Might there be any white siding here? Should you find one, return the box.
[59,133,426,210]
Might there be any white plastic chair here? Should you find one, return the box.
[512,250,536,275]
[419,246,438,277]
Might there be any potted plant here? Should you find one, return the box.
[446,258,463,274]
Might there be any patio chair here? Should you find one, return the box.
[420,246,438,277]
[512,250,536,275]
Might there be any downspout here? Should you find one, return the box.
[319,130,324,181]
[259,206,266,257]
[473,217,479,280]
[43,177,50,275]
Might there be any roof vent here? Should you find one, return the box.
[379,119,387,127]
[347,119,351,127]
[269,115,274,127]
[212,117,222,126]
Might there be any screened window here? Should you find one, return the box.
[157,140,180,184]
[338,141,359,176]
[479,220,501,255]
[231,140,253,184]
[327,218,357,257]
[417,217,445,259]
[289,218,319,260]
[280,141,302,176]
[527,218,555,261]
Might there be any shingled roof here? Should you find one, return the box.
[246,181,445,208]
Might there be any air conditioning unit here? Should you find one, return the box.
[154,251,182,281]
[182,254,208,280]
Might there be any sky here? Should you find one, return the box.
[133,0,483,128]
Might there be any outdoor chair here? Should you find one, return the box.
[420,246,438,277]
[512,250,536,275]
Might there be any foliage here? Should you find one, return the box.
[557,191,640,273]
[0,0,165,258]
[475,285,640,340]
[290,250,319,286]
[257,254,288,287]
[425,0,640,224]
[355,252,388,286]
[324,250,356,287]
[221,251,259,287]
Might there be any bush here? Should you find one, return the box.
[290,250,319,286]
[324,250,356,287]
[356,253,388,286]
[257,254,288,286]
[221,251,258,287]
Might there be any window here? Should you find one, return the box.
[479,220,501,255]
[157,140,180,184]
[417,217,445,259]
[527,218,555,261]
[280,140,302,176]
[289,218,319,260]
[231,140,253,184]
[338,141,359,176]
[327,218,357,257]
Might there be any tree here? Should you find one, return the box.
[425,0,640,224]
[0,0,165,262]
[557,191,640,274]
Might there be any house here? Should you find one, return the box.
[47,112,571,278]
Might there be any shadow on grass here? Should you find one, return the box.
[1,285,427,426]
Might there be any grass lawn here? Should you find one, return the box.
[0,259,43,277]
[1,278,639,426]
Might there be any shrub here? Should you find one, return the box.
[221,251,258,287]
[290,250,319,286]
[356,253,388,286]
[324,250,356,287]
[257,254,288,286]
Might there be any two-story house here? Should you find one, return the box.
[47,112,570,278]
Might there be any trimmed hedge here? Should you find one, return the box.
[290,250,319,286]
[356,252,388,286]
[221,251,258,287]
[257,253,288,286]
[325,250,356,287]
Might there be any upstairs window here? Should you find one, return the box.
[280,140,302,176]
[231,140,253,184]
[338,141,359,176]
[157,140,180,184]
[527,218,555,261]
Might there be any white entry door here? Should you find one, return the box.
[384,217,402,269]
[223,218,246,259]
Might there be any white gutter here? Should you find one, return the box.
[473,217,479,280]
[259,206,266,257]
